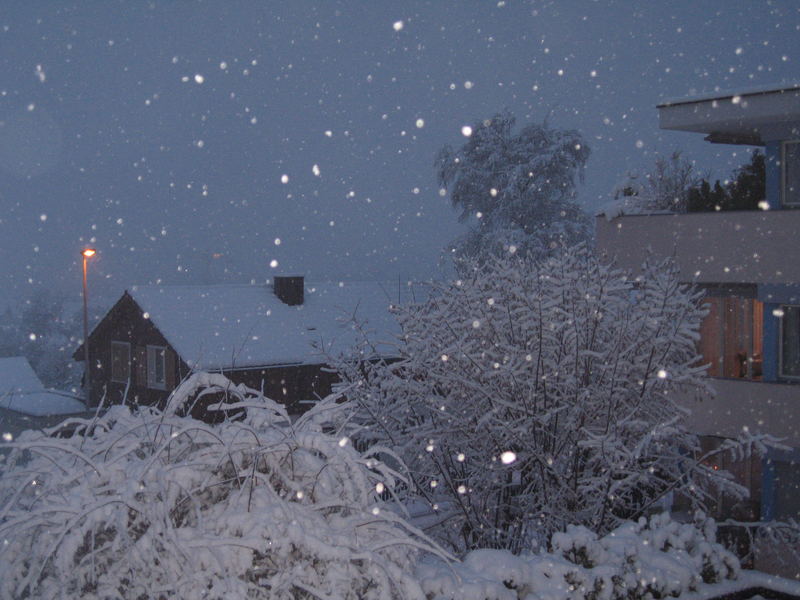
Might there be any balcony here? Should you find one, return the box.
[671,378,800,447]
[596,209,800,285]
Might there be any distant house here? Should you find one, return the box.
[73,276,400,416]
[0,356,90,442]
[596,83,800,576]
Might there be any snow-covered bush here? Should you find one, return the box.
[612,151,700,214]
[338,245,766,553]
[0,373,445,599]
[418,513,740,600]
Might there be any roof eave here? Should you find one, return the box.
[657,86,800,144]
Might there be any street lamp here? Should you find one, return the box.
[82,248,96,404]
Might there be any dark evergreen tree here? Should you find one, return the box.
[687,179,727,212]
[687,150,765,212]
[727,150,765,210]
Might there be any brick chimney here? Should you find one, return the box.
[273,275,304,306]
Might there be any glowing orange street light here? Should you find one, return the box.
[82,248,97,403]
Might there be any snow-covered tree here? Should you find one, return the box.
[435,110,591,264]
[0,373,446,599]
[337,245,770,553]
[0,288,82,390]
[614,151,701,214]
[617,151,766,215]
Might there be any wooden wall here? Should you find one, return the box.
[80,292,179,409]
[80,292,341,419]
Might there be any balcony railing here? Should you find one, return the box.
[670,377,800,447]
[596,209,800,285]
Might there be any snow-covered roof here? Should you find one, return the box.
[127,281,402,370]
[657,81,800,108]
[0,357,87,416]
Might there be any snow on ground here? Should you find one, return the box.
[415,514,797,600]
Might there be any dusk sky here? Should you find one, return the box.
[0,1,798,308]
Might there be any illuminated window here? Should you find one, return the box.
[698,292,762,379]
[111,341,131,383]
[147,346,167,390]
[784,140,800,207]
[779,305,800,379]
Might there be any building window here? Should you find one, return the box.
[698,294,763,379]
[111,341,131,383]
[779,305,800,378]
[147,346,167,390]
[783,140,800,207]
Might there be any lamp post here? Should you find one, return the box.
[81,248,96,404]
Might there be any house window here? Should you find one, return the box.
[147,345,167,390]
[698,294,763,379]
[111,341,131,383]
[779,305,800,378]
[783,140,800,207]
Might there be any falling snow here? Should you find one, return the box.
[1,2,799,593]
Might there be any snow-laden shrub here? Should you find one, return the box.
[418,513,740,600]
[0,373,446,599]
[612,151,700,214]
[337,245,772,553]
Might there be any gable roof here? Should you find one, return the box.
[0,357,87,416]
[125,281,401,371]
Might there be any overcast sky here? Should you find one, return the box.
[0,1,798,307]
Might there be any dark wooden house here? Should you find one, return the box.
[73,276,398,416]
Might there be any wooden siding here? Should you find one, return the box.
[77,292,342,420]
[77,292,180,409]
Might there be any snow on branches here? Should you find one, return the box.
[435,110,591,263]
[0,375,445,599]
[338,245,765,553]
[612,151,700,215]
[418,512,740,600]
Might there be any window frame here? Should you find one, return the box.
[778,304,800,380]
[110,341,131,384]
[146,345,167,390]
[782,140,800,208]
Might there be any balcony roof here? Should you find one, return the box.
[657,83,800,145]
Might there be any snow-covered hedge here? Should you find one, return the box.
[418,513,740,600]
[0,373,445,599]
